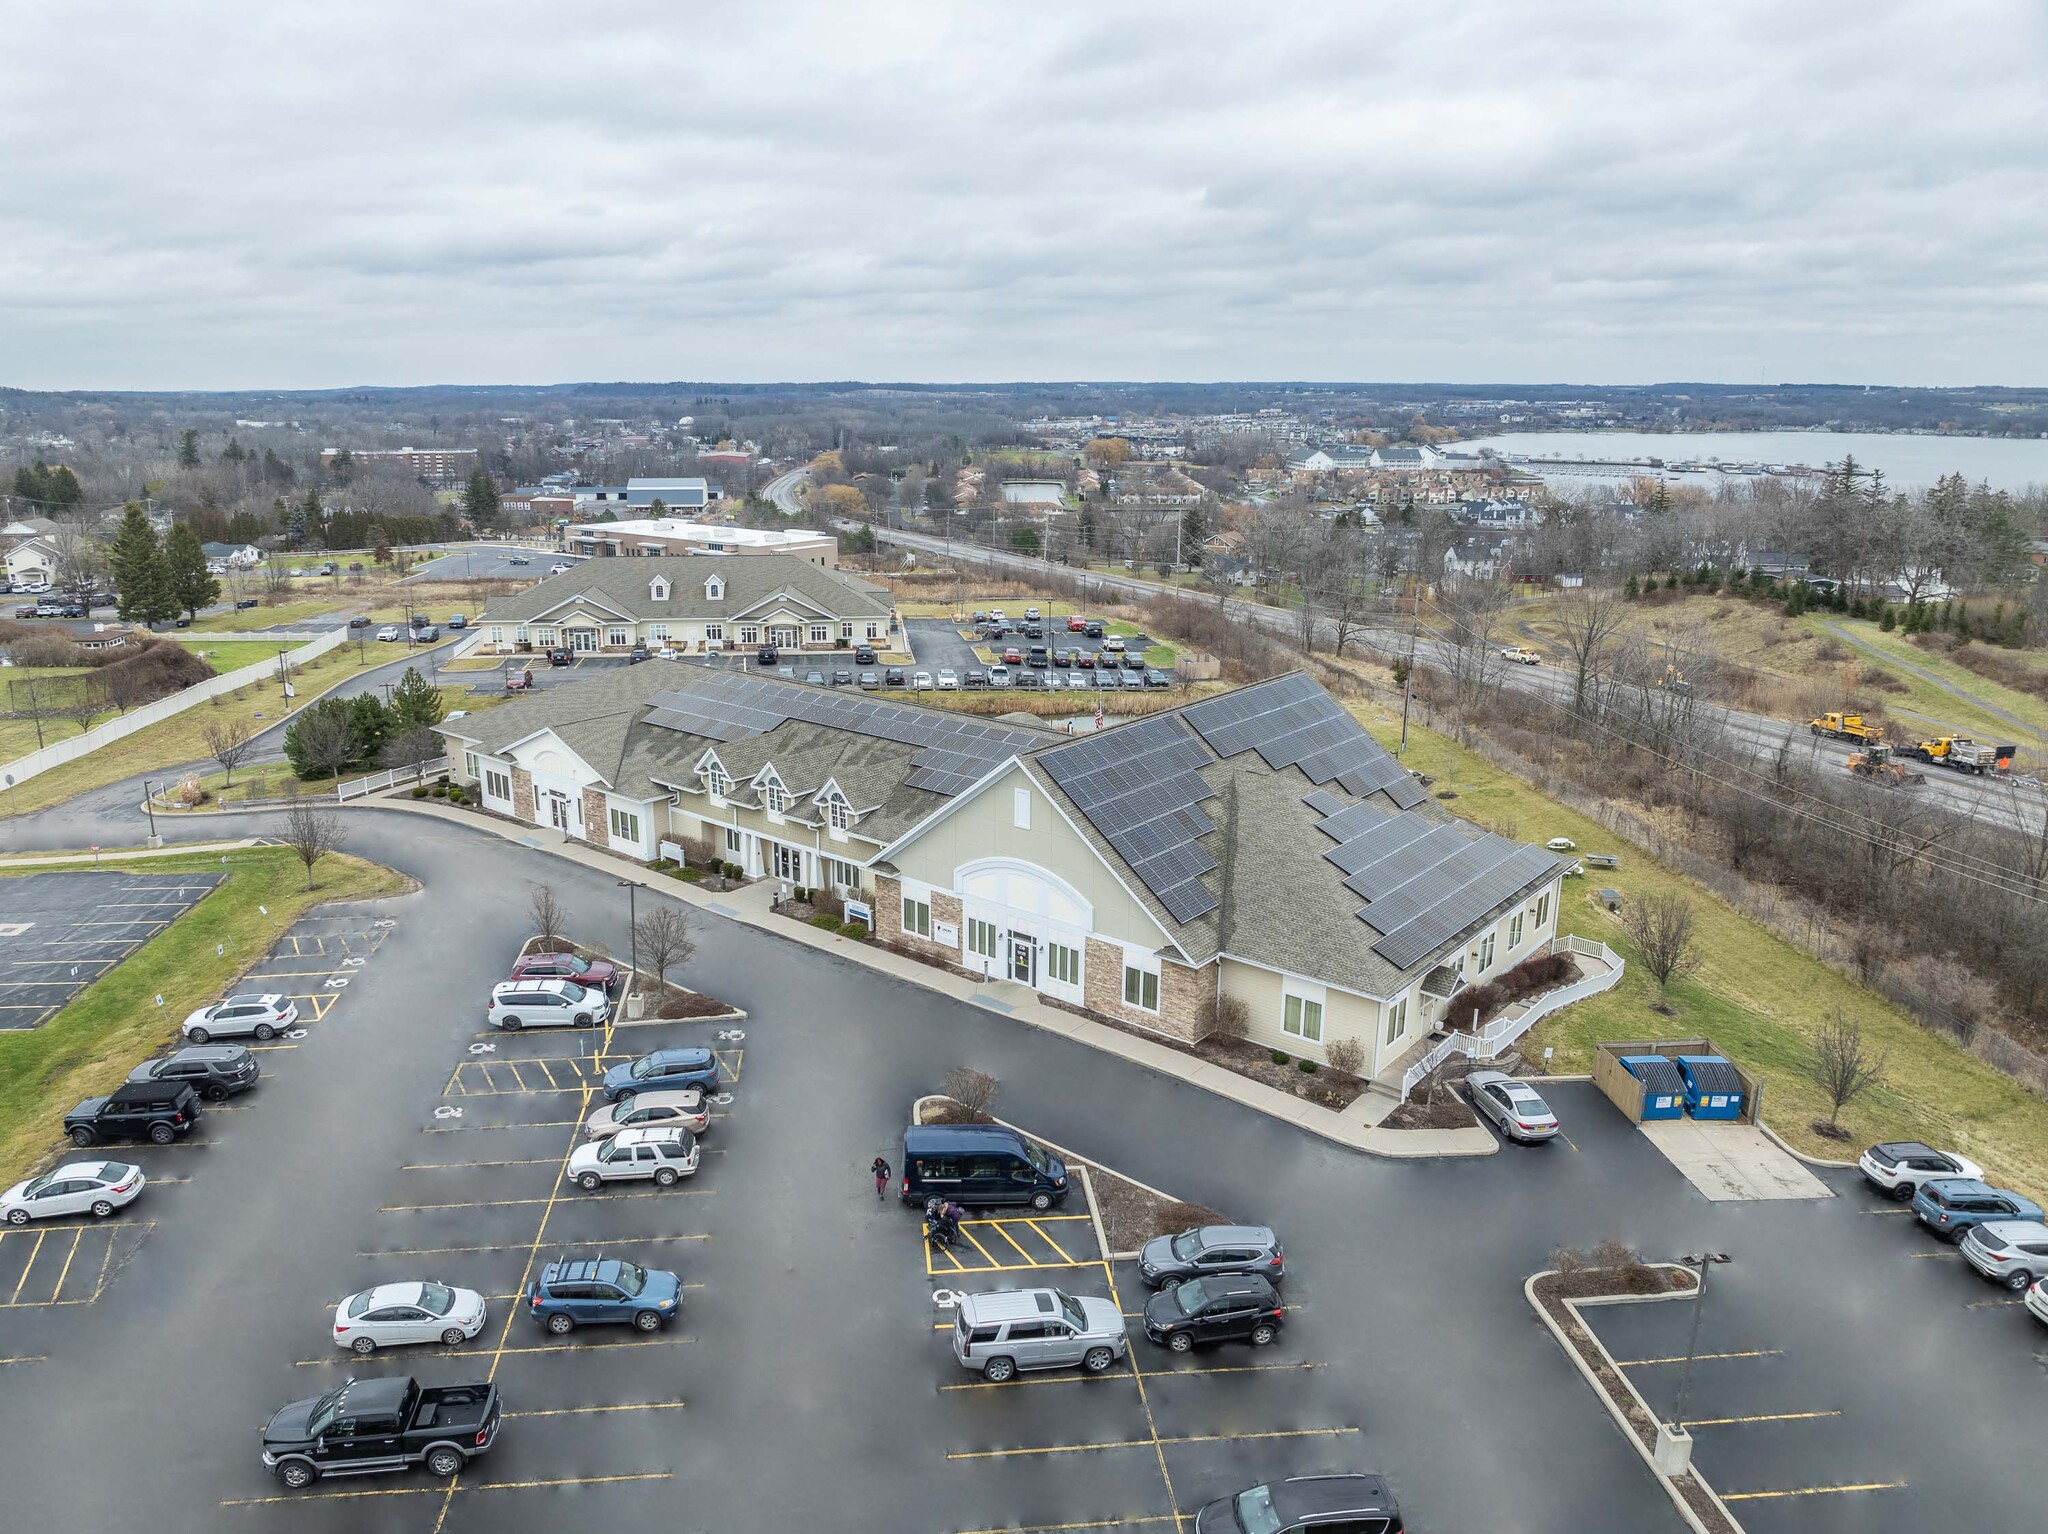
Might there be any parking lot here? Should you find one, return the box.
[4,819,2046,1534]
[0,870,223,1030]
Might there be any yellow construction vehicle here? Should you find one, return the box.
[1845,743,1925,785]
[1905,736,2001,774]
[1810,712,1886,743]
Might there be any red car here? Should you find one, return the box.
[1066,616,1087,632]
[1076,651,1096,669]
[504,668,534,692]
[1002,647,1023,665]
[510,951,619,992]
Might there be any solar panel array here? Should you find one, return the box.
[1184,674,1426,808]
[641,672,1046,797]
[1038,716,1221,923]
[1310,796,1562,970]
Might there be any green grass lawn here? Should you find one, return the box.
[0,847,411,1183]
[172,639,291,674]
[0,663,96,758]
[1805,615,2048,741]
[0,644,416,820]
[1354,707,2048,1201]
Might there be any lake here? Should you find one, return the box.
[1444,430,2048,494]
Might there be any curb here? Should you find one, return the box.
[1759,1122,1857,1169]
[913,1095,1188,1209]
[1524,1268,1744,1534]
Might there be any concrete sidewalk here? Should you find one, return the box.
[315,796,1500,1160]
[0,837,267,867]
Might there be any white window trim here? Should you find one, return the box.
[1121,948,1162,1014]
[1012,787,1032,830]
[1281,978,1327,1043]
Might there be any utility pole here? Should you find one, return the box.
[1398,561,1422,755]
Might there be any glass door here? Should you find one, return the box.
[1009,935,1037,986]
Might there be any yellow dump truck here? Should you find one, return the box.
[1905,736,2002,774]
[1809,712,1886,743]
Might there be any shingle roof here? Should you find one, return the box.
[479,553,892,625]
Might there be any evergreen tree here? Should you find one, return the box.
[109,503,177,624]
[347,694,390,762]
[462,469,500,530]
[1879,604,1897,632]
[220,437,247,465]
[387,667,445,732]
[162,523,220,619]
[1623,573,1640,599]
[1180,505,1207,561]
[178,429,201,469]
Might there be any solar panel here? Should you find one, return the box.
[1302,788,1349,817]
[1185,675,1417,807]
[643,672,1046,797]
[1040,714,1221,923]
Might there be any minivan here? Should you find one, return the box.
[487,978,610,1031]
[951,1287,1127,1382]
[899,1124,1068,1210]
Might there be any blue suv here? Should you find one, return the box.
[602,1048,719,1104]
[526,1257,682,1334]
[1912,1178,2043,1241]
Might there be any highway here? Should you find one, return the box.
[863,520,2048,840]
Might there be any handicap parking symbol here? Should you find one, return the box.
[717,1028,746,1042]
[433,1105,464,1120]
[326,976,350,988]
[286,1028,308,1039]
[341,956,366,968]
[711,1092,734,1106]
[930,1288,963,1309]
[468,1041,497,1055]
[372,919,396,929]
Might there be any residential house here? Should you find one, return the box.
[438,668,1571,1080]
[200,541,263,570]
[4,533,58,588]
[561,519,837,567]
[476,553,898,658]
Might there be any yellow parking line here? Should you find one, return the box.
[48,1228,85,1301]
[496,1336,694,1358]
[1028,1218,1075,1262]
[0,1355,46,1365]
[9,1229,48,1302]
[934,1255,1101,1274]
[1687,1409,1842,1427]
[402,1159,565,1171]
[1909,1250,1962,1259]
[1967,1297,2026,1309]
[1615,1349,1782,1366]
[1139,1360,1323,1380]
[220,1472,673,1507]
[425,1119,585,1133]
[1721,1481,1906,1502]
[503,1400,687,1419]
[947,1425,1357,1461]
[958,1225,1005,1269]
[926,1240,967,1274]
[363,1234,709,1258]
[955,1519,1178,1534]
[380,1190,713,1211]
[1860,1207,1914,1216]
[985,1223,1037,1262]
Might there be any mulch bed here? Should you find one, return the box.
[1532,1268,1739,1534]
[1037,997,1366,1110]
[518,934,738,1018]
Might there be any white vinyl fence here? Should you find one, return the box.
[1397,936,1624,1103]
[1,629,348,789]
[336,757,449,802]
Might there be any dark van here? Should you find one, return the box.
[900,1124,1069,1210]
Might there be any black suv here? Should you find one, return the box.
[64,1083,203,1146]
[854,645,877,665]
[1144,1273,1284,1353]
[126,1045,260,1101]
[1195,1474,1403,1534]
[756,645,778,665]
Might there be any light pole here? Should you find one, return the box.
[617,878,644,1015]
[1671,1252,1732,1437]
[142,779,159,845]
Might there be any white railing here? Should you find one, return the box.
[336,757,448,802]
[1,629,348,788]
[1396,936,1625,1102]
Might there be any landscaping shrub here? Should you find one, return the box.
[1325,1036,1365,1076]
[1298,1059,1318,1074]
[809,913,842,930]
[1198,993,1250,1040]
[943,1066,1000,1119]
[447,787,466,805]
[675,868,704,882]
[1270,1050,1289,1066]
[811,886,845,921]
[838,919,870,938]
[430,784,448,798]
[411,785,428,799]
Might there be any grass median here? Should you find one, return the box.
[0,845,412,1184]
[1353,705,2048,1202]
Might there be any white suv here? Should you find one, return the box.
[1859,1141,1983,1201]
[567,1126,699,1190]
[487,978,609,1031]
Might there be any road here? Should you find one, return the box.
[762,466,808,518]
[870,525,2048,838]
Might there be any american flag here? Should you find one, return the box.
[1094,699,1103,730]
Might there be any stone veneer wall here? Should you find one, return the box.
[511,766,536,825]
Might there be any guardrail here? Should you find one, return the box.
[1397,935,1625,1102]
[336,757,448,802]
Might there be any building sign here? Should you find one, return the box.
[844,900,873,926]
[933,920,959,947]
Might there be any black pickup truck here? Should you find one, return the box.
[261,1375,500,1489]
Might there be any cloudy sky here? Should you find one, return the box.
[3,1,2044,389]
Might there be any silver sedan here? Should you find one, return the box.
[1467,1070,1561,1142]
[332,1280,488,1354]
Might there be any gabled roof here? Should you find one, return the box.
[480,553,891,626]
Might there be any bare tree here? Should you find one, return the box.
[943,1066,1000,1121]
[1620,888,1703,1007]
[1554,585,1628,714]
[53,677,108,736]
[528,883,567,949]
[1812,1009,1888,1136]
[1434,574,1512,708]
[49,517,103,592]
[633,904,696,988]
[279,801,347,889]
[379,725,443,780]
[204,719,253,787]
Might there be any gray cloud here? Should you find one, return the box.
[1,0,2044,387]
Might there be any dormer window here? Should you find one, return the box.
[700,755,732,799]
[704,574,724,601]
[763,784,789,815]
[827,798,851,834]
[649,576,671,602]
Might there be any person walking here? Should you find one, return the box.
[871,1156,891,1201]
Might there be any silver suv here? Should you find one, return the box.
[951,1287,1128,1382]
[487,979,609,1031]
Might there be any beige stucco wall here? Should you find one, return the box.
[886,762,1170,950]
[1221,958,1391,1073]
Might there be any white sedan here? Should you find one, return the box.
[936,669,959,690]
[583,1088,710,1141]
[332,1280,488,1355]
[182,993,298,1044]
[911,671,934,690]
[1466,1069,1561,1142]
[2,1161,145,1225]
[549,563,572,575]
[375,625,402,641]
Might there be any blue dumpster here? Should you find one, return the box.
[1676,1055,1745,1120]
[1620,1055,1687,1120]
